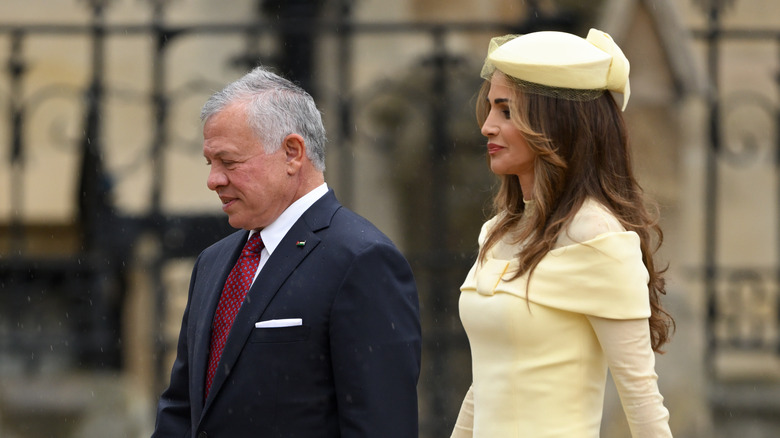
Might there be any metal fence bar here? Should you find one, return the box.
[0,3,575,436]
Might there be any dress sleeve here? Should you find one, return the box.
[451,385,475,438]
[588,316,672,437]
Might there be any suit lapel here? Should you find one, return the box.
[191,230,248,417]
[200,191,341,415]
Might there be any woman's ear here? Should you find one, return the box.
[282,134,306,174]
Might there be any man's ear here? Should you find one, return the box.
[282,134,306,174]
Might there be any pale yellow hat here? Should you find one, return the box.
[482,29,631,111]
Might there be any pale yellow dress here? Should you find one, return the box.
[452,199,671,437]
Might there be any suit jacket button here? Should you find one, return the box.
[197,432,208,438]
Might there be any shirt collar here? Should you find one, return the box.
[249,183,328,256]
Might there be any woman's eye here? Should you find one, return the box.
[502,110,511,119]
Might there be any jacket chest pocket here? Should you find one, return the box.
[248,326,311,343]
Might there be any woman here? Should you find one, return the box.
[452,29,674,437]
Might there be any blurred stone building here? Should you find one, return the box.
[0,0,778,437]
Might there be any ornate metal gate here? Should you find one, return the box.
[0,1,584,436]
[694,0,780,434]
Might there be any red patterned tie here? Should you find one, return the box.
[205,233,264,398]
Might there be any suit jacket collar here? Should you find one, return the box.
[199,190,341,418]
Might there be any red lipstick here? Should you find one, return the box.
[487,143,504,155]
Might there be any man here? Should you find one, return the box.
[152,66,421,437]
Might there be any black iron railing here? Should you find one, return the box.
[0,1,581,436]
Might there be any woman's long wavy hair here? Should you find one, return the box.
[476,73,674,351]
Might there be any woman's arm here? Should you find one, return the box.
[588,316,672,437]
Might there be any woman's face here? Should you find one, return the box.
[481,73,536,190]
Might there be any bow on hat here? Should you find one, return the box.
[586,29,631,111]
[481,28,631,111]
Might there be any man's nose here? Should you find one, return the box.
[207,167,227,191]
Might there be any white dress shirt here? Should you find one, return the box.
[247,183,328,283]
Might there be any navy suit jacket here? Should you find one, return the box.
[152,190,422,437]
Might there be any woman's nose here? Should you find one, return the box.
[481,117,498,137]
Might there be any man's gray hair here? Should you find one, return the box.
[201,66,327,171]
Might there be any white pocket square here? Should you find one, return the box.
[255,318,303,328]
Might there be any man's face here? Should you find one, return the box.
[203,102,295,230]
